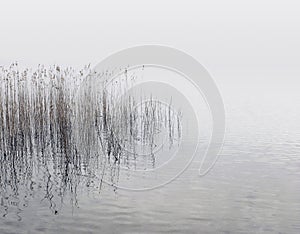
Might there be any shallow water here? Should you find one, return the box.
[0,83,300,234]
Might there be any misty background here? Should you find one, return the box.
[1,0,299,86]
[0,1,300,233]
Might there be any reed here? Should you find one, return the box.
[0,63,182,214]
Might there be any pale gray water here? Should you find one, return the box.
[0,83,299,234]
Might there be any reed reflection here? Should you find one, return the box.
[0,64,181,217]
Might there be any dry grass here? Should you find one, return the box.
[0,63,182,214]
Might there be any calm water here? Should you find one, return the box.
[0,83,299,234]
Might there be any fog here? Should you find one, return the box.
[1,0,300,86]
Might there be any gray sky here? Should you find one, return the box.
[1,0,300,85]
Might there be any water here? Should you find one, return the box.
[0,68,300,233]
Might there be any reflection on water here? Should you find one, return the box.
[0,64,182,219]
[0,65,300,233]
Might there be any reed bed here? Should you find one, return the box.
[0,63,182,215]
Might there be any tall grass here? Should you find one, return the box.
[0,63,182,215]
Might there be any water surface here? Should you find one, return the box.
[0,80,299,233]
